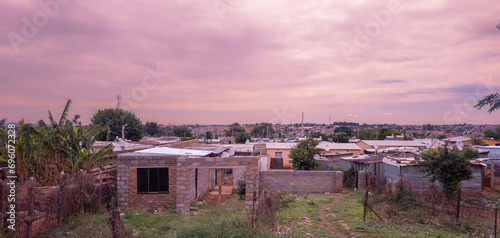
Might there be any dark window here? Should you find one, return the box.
[137,168,169,193]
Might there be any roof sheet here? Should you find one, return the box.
[135,147,213,156]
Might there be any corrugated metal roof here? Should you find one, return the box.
[266,142,297,149]
[318,142,361,150]
[361,140,427,147]
[135,147,213,156]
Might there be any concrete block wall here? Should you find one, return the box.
[259,171,342,194]
[196,168,211,199]
[176,156,259,212]
[117,153,178,210]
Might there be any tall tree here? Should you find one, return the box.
[235,132,251,144]
[419,144,477,198]
[205,131,213,139]
[90,108,145,141]
[145,121,162,136]
[469,134,484,145]
[484,126,500,140]
[334,126,353,137]
[225,122,246,137]
[289,139,322,170]
[475,92,500,113]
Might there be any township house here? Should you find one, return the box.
[117,142,345,212]
[117,147,260,212]
[341,153,486,193]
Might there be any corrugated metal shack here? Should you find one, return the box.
[383,157,484,193]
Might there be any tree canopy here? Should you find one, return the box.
[484,126,500,140]
[235,132,251,143]
[225,122,246,137]
[334,126,353,137]
[145,121,163,136]
[419,145,478,197]
[90,108,145,141]
[289,139,322,170]
[0,99,112,185]
[173,126,193,138]
[251,122,275,138]
[475,92,500,114]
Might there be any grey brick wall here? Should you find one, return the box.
[259,171,342,193]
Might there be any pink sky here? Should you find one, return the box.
[1,0,499,125]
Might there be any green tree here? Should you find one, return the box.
[225,122,246,137]
[475,92,500,113]
[484,126,500,140]
[469,135,484,145]
[328,132,349,143]
[419,144,477,198]
[309,132,327,141]
[334,126,353,137]
[1,100,112,185]
[90,108,145,141]
[235,132,251,144]
[436,134,447,140]
[0,118,6,129]
[289,139,322,170]
[145,121,162,136]
[205,131,213,139]
[251,122,275,138]
[173,126,193,138]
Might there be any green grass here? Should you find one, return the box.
[44,191,497,237]
[45,211,113,238]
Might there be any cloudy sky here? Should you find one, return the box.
[1,0,499,125]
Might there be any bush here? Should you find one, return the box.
[236,179,246,199]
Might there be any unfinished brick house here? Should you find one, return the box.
[116,147,260,212]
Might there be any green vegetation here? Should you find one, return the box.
[469,134,484,145]
[204,131,213,139]
[145,121,167,136]
[251,122,275,138]
[419,145,478,197]
[173,126,193,138]
[289,138,322,170]
[475,92,500,113]
[484,126,500,140]
[47,190,500,237]
[91,108,145,141]
[0,99,112,185]
[235,132,251,144]
[225,122,246,137]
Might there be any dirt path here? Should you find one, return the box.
[317,191,351,238]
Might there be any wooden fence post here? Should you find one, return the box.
[363,187,369,222]
[495,208,498,238]
[456,189,461,224]
[491,160,495,190]
[218,169,223,211]
[27,186,34,238]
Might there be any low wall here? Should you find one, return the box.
[259,171,342,193]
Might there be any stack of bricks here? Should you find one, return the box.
[259,171,343,194]
[117,153,178,210]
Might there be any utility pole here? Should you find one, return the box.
[117,95,121,109]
